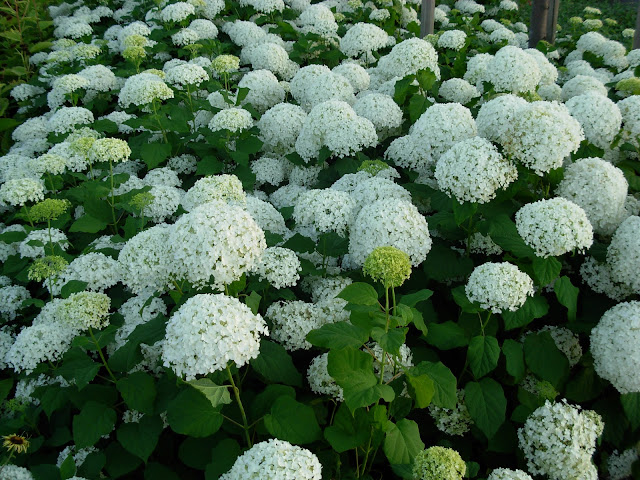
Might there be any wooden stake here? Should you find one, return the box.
[420,0,435,38]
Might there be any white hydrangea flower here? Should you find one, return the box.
[252,247,300,289]
[385,135,432,172]
[428,389,473,436]
[377,37,440,82]
[561,75,608,101]
[0,285,30,321]
[58,291,111,331]
[238,69,286,112]
[296,4,338,38]
[487,468,532,480]
[518,400,603,480]
[48,252,122,296]
[607,448,639,480]
[0,178,45,207]
[307,352,343,401]
[556,157,628,235]
[485,46,541,93]
[118,223,175,295]
[266,300,328,351]
[181,174,246,211]
[502,101,584,175]
[169,201,266,289]
[160,2,195,22]
[606,216,640,295]
[19,228,69,258]
[350,176,411,215]
[219,439,322,480]
[333,63,370,93]
[110,293,167,354]
[293,189,355,236]
[189,18,218,39]
[245,196,289,235]
[208,107,253,133]
[0,465,34,480]
[295,100,378,161]
[239,0,284,13]
[353,93,402,138]
[466,262,534,313]
[454,0,484,14]
[241,43,296,80]
[438,30,466,50]
[516,198,593,258]
[349,198,432,267]
[270,183,307,209]
[222,20,267,47]
[257,103,307,155]
[435,136,518,204]
[250,156,290,186]
[476,95,528,145]
[438,78,480,105]
[162,294,268,379]
[11,83,45,102]
[165,63,209,87]
[565,92,622,149]
[410,103,477,162]
[339,22,389,59]
[580,256,635,300]
[464,52,493,86]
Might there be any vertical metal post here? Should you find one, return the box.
[529,0,550,48]
[546,0,560,44]
[420,0,435,38]
[634,2,640,50]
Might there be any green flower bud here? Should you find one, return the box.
[413,446,466,480]
[363,246,412,288]
[30,198,71,223]
[28,255,68,282]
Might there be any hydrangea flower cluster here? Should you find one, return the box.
[412,446,466,480]
[162,294,268,379]
[465,262,534,313]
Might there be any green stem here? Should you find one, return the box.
[152,100,169,144]
[227,366,252,447]
[480,311,492,337]
[109,160,119,234]
[21,205,33,227]
[88,327,118,383]
[378,286,390,385]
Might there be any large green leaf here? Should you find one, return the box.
[324,404,370,453]
[486,215,535,258]
[383,419,425,465]
[116,416,163,462]
[467,336,500,379]
[532,256,562,286]
[69,215,108,233]
[502,339,525,382]
[465,378,506,440]
[306,321,369,350]
[166,388,223,437]
[73,401,117,448]
[117,372,156,414]
[523,331,569,388]
[397,289,434,307]
[56,347,100,390]
[250,339,303,387]
[328,347,395,412]
[407,361,457,409]
[554,276,579,322]
[621,393,640,431]
[186,378,232,409]
[501,296,549,330]
[264,396,321,445]
[405,372,435,408]
[109,315,167,372]
[141,143,172,169]
[337,282,379,306]
[425,321,469,350]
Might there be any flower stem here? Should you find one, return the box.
[88,326,117,383]
[227,365,252,447]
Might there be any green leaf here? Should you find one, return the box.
[60,453,76,479]
[250,339,303,387]
[60,280,88,298]
[69,215,108,233]
[324,404,370,452]
[141,143,172,169]
[486,215,535,258]
[523,331,570,388]
[565,366,606,402]
[145,463,180,480]
[166,388,223,437]
[416,68,438,90]
[425,321,469,350]
[502,339,525,382]
[281,232,316,253]
[109,315,167,372]
[621,393,640,431]
[337,282,379,306]
[0,378,13,403]
[245,291,261,315]
[423,244,474,282]
[116,372,156,414]
[306,321,369,349]
[467,336,500,379]
[554,276,579,322]
[317,231,349,257]
[451,285,482,314]
[405,372,435,408]
[465,378,506,439]
[501,295,549,330]
[37,385,70,418]
[452,198,478,226]
[407,361,457,409]
[196,156,223,176]
[532,256,562,286]
[205,439,242,479]
[179,436,218,470]
[371,327,407,356]
[105,442,142,478]
[73,401,117,448]
[186,378,232,409]
[408,94,428,123]
[56,347,100,390]
[264,396,321,445]
[328,347,395,412]
[383,419,425,465]
[116,416,163,463]
[398,289,433,307]
[0,118,19,131]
